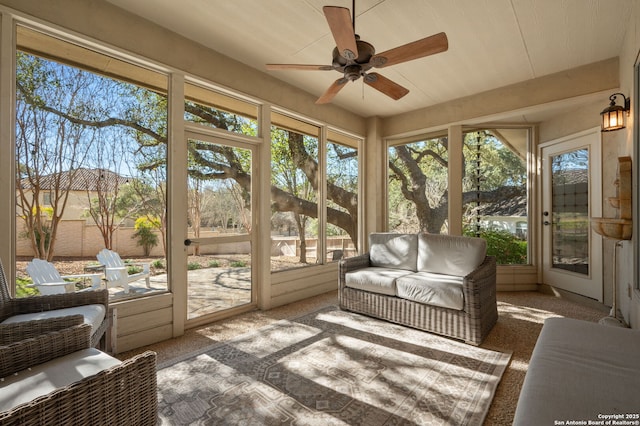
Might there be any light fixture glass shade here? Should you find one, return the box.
[601,106,625,131]
[600,93,630,132]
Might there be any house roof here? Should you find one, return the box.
[21,168,130,191]
[106,0,633,119]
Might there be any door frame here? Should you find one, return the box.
[539,127,603,301]
[183,128,260,327]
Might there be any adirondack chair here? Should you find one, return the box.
[96,249,150,294]
[26,258,103,295]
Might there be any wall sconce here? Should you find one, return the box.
[601,92,631,132]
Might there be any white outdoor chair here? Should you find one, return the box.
[26,258,103,295]
[96,249,150,294]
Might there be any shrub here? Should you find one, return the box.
[152,259,165,269]
[127,265,143,275]
[208,260,220,268]
[132,216,160,256]
[16,277,39,297]
[187,262,201,270]
[463,227,527,265]
[230,260,247,267]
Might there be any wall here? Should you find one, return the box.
[538,3,640,329]
[617,1,640,328]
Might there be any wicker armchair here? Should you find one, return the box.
[0,324,157,426]
[0,259,109,349]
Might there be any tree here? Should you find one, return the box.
[388,131,527,234]
[16,53,96,260]
[17,52,168,258]
[16,54,358,264]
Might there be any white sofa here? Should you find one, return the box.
[513,317,640,425]
[339,232,497,345]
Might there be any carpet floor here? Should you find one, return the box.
[156,306,511,425]
[119,290,608,425]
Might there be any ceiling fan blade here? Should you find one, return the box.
[363,73,409,100]
[371,32,448,68]
[316,78,349,104]
[266,64,333,71]
[323,6,358,60]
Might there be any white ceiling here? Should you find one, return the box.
[106,0,633,118]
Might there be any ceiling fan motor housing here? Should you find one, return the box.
[331,36,375,80]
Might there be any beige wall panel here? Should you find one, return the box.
[112,293,172,317]
[271,267,337,297]
[270,265,337,307]
[383,58,619,137]
[271,284,336,309]
[116,324,173,354]
[117,306,172,336]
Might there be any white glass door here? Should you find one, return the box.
[184,132,256,321]
[541,129,602,301]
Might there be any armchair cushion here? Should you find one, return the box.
[1,304,106,336]
[396,272,464,310]
[417,233,486,276]
[0,348,121,412]
[369,233,418,271]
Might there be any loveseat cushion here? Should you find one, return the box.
[396,272,464,310]
[0,347,121,412]
[1,304,106,336]
[345,267,412,296]
[417,233,486,276]
[369,233,418,271]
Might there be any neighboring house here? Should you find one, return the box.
[19,168,130,222]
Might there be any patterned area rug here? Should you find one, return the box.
[156,307,511,425]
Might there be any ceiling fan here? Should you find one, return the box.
[266,1,448,104]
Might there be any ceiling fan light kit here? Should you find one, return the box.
[265,3,448,105]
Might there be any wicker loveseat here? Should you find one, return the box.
[0,322,157,426]
[339,232,497,345]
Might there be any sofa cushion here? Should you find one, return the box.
[396,272,464,310]
[513,317,640,425]
[417,233,486,276]
[0,347,121,412]
[345,267,412,296]
[369,233,418,271]
[1,304,106,335]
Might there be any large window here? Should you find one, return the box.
[270,114,360,271]
[270,113,320,270]
[15,26,168,299]
[462,129,529,265]
[387,128,529,265]
[326,131,359,261]
[388,135,449,233]
[184,82,258,136]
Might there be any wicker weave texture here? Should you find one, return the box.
[339,253,498,345]
[0,324,158,425]
[0,315,84,345]
[0,259,109,349]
